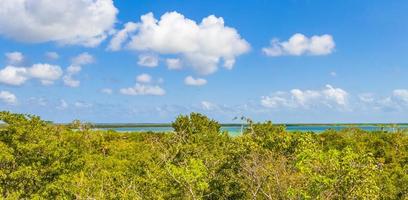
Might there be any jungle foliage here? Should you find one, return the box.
[0,111,408,199]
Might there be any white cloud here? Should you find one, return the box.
[356,90,408,111]
[359,93,375,103]
[137,54,158,67]
[322,84,348,106]
[386,89,408,110]
[5,52,24,64]
[28,63,63,85]
[71,52,94,65]
[290,89,321,107]
[393,89,408,103]
[120,74,165,96]
[101,88,113,95]
[45,52,59,60]
[0,91,17,105]
[223,59,236,69]
[261,92,294,109]
[262,33,335,56]
[74,101,92,108]
[0,0,118,47]
[0,63,62,86]
[136,73,152,83]
[112,12,249,75]
[63,53,94,87]
[63,75,80,88]
[0,66,28,85]
[66,65,82,74]
[166,58,182,70]
[261,85,348,110]
[120,83,165,96]
[63,65,81,87]
[107,22,138,51]
[184,76,207,86]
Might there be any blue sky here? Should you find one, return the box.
[0,0,408,123]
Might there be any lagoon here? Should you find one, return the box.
[96,124,408,135]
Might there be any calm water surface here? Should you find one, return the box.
[99,125,408,135]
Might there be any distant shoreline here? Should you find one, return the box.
[86,123,408,128]
[3,122,408,128]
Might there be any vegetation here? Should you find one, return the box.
[90,123,408,129]
[1,111,408,199]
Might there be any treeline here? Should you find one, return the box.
[1,111,408,199]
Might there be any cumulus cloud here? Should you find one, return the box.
[120,84,165,96]
[184,76,207,86]
[166,58,182,70]
[0,66,28,86]
[358,93,375,103]
[393,89,408,103]
[63,73,80,87]
[137,54,158,67]
[71,52,94,65]
[0,0,118,47]
[0,64,62,86]
[5,52,24,64]
[290,89,321,107]
[74,101,92,108]
[107,22,138,51]
[120,74,165,96]
[28,63,63,85]
[0,90,17,105]
[322,85,348,107]
[45,52,59,60]
[111,12,250,75]
[136,73,152,83]
[63,53,94,87]
[261,85,348,110]
[356,90,408,111]
[66,65,82,74]
[262,33,335,56]
[261,92,295,109]
[376,89,408,110]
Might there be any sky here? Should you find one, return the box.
[0,0,408,123]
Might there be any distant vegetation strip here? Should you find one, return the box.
[87,123,408,128]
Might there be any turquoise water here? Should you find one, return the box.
[99,125,408,135]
